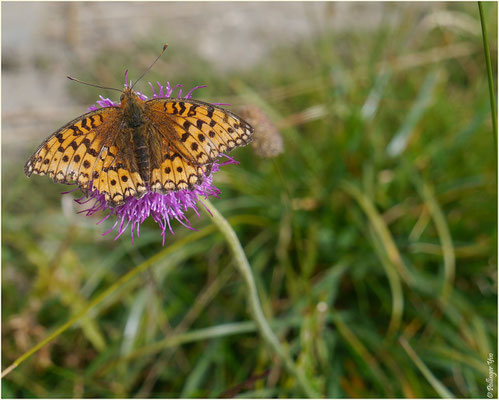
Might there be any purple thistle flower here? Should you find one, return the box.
[73,76,238,245]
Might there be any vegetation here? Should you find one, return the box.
[2,3,497,398]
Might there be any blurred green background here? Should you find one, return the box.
[2,2,497,398]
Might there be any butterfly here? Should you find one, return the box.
[24,78,253,206]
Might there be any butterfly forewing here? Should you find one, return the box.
[145,98,253,166]
[25,108,115,180]
[24,107,147,206]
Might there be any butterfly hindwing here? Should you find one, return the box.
[145,98,253,165]
[149,126,211,194]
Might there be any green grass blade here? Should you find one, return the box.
[399,337,455,398]
[412,173,456,302]
[478,2,498,152]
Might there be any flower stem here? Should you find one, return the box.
[201,198,320,398]
[478,2,498,153]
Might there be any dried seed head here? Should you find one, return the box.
[238,105,283,158]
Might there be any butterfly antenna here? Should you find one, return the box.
[131,43,168,90]
[67,76,122,92]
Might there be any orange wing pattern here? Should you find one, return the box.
[25,92,253,206]
[149,125,211,194]
[146,98,253,165]
[89,144,146,205]
[150,151,211,194]
[24,108,147,206]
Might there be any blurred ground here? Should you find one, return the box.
[1,1,407,161]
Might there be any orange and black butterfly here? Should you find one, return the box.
[24,45,254,206]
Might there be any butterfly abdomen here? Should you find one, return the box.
[121,91,152,186]
[130,124,151,186]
